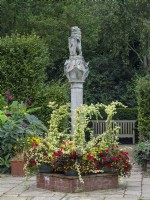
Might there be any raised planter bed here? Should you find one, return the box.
[37,173,118,193]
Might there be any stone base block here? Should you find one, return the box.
[37,173,118,193]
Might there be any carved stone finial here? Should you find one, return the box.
[64,27,89,83]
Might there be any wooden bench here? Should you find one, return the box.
[91,120,137,144]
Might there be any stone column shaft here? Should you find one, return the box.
[71,82,83,134]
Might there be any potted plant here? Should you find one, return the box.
[134,141,150,171]
[24,139,55,177]
[11,135,43,176]
[11,152,25,176]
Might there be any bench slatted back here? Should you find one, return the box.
[91,120,136,144]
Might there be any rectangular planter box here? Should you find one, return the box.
[37,173,118,193]
[11,160,25,177]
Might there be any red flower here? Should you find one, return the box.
[99,152,103,156]
[31,160,36,165]
[54,150,62,157]
[111,157,117,161]
[103,157,107,162]
[87,154,94,160]
[107,163,111,169]
[62,141,66,145]
[32,142,38,147]
[95,161,100,168]
[121,151,128,156]
[44,153,48,157]
[70,151,76,159]
[105,149,109,153]
[5,113,11,117]
[124,162,129,166]
[116,145,119,148]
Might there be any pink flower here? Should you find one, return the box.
[4,91,10,97]
[8,95,14,101]
[27,99,32,105]
[22,123,27,128]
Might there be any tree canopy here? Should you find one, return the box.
[1,0,150,106]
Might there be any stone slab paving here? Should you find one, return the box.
[0,145,150,200]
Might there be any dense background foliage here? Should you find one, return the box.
[136,75,150,141]
[0,0,150,126]
[0,34,49,102]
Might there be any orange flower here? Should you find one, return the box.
[61,144,65,150]
[69,141,73,145]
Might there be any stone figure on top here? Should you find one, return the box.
[69,26,82,56]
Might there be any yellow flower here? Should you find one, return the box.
[3,106,8,109]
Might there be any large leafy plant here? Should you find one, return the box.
[0,93,48,172]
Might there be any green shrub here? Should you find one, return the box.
[34,81,70,126]
[91,107,138,120]
[0,33,49,107]
[0,34,70,124]
[136,75,150,141]
[114,108,138,120]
